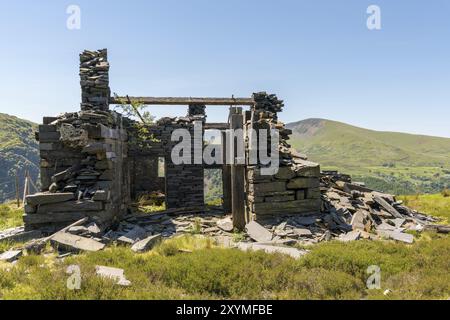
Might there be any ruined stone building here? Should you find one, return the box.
[24,49,321,233]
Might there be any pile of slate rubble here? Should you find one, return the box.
[1,172,448,262]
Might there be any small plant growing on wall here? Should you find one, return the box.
[112,93,159,147]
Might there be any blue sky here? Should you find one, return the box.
[0,0,449,137]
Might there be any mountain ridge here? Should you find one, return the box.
[287,118,450,194]
[0,113,39,202]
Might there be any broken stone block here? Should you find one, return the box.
[26,192,75,206]
[378,230,414,244]
[117,226,147,245]
[391,218,406,228]
[0,230,42,243]
[217,217,234,232]
[68,226,89,235]
[338,230,361,242]
[49,182,59,193]
[351,211,366,231]
[87,222,102,236]
[376,222,397,232]
[373,195,403,219]
[131,234,162,253]
[293,228,313,237]
[0,250,22,262]
[237,242,307,259]
[51,232,106,252]
[95,266,131,286]
[245,221,273,243]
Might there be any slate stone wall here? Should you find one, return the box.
[245,92,321,220]
[25,50,129,233]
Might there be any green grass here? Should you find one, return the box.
[0,202,23,230]
[0,234,448,300]
[288,118,450,194]
[398,193,450,223]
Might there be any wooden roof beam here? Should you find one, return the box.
[110,96,255,106]
[204,123,229,130]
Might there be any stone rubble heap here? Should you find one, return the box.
[247,92,322,219]
[318,171,442,243]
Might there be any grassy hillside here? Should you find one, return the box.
[0,113,39,202]
[398,192,450,222]
[287,119,450,194]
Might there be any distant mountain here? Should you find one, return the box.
[0,113,39,203]
[287,118,450,194]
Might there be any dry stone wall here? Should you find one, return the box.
[246,92,321,219]
[24,50,129,233]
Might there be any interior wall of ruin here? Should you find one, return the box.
[127,108,206,209]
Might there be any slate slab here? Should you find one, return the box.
[51,232,106,252]
[293,228,313,237]
[26,192,75,206]
[131,234,162,253]
[237,242,307,259]
[378,230,414,244]
[0,250,22,262]
[351,211,366,231]
[373,195,403,219]
[0,230,42,243]
[245,221,273,243]
[217,217,234,232]
[338,230,361,242]
[117,226,147,245]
